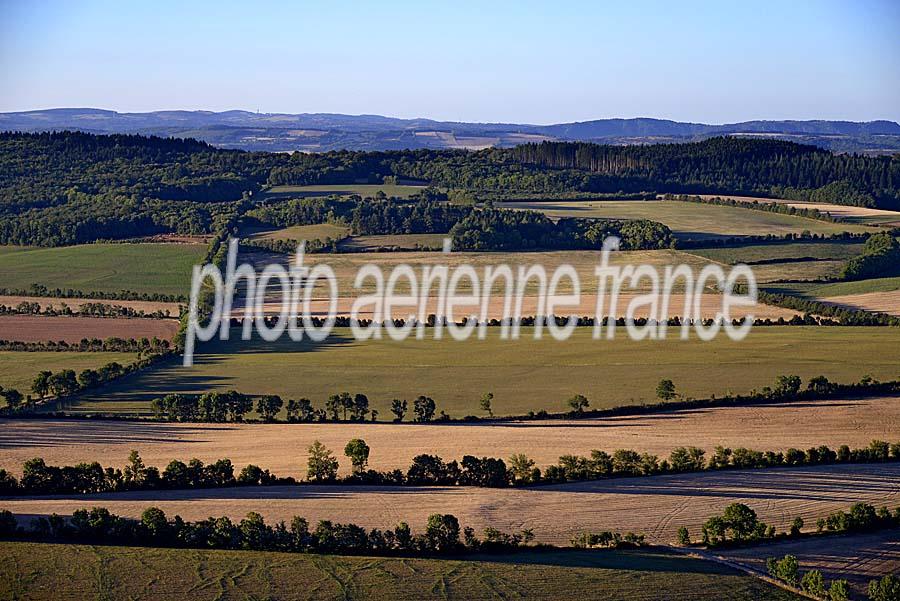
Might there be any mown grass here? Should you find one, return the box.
[504,200,874,239]
[0,243,206,297]
[263,183,426,199]
[243,223,351,243]
[0,541,801,601]
[0,351,139,398]
[763,276,900,298]
[73,327,900,417]
[688,242,865,265]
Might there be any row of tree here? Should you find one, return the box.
[0,337,172,353]
[0,300,176,319]
[0,506,535,557]
[0,284,186,303]
[4,436,897,496]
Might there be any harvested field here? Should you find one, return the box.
[0,315,179,343]
[719,530,900,597]
[338,233,448,251]
[503,200,873,239]
[72,326,900,417]
[688,242,865,265]
[699,195,900,226]
[821,290,900,316]
[763,276,900,299]
[1,397,898,479]
[0,542,801,601]
[0,295,181,316]
[3,463,897,545]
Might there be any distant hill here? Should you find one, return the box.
[2,108,899,154]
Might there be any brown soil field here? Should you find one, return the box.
[824,291,900,316]
[718,530,900,597]
[244,293,798,321]
[0,295,182,316]
[0,315,180,342]
[1,397,896,479]
[2,463,897,545]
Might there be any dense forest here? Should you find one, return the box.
[1,131,898,246]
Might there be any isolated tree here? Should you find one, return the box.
[424,513,460,551]
[344,439,370,475]
[306,440,339,482]
[508,453,536,484]
[868,574,900,601]
[789,516,804,536]
[567,394,589,413]
[390,399,407,422]
[656,379,677,401]
[350,394,369,421]
[829,580,850,601]
[31,371,51,398]
[676,526,690,545]
[774,374,802,398]
[413,396,436,422]
[77,369,100,389]
[479,392,494,417]
[1,388,23,410]
[255,395,283,422]
[801,570,825,597]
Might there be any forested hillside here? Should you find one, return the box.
[1,131,897,247]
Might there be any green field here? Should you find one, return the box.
[263,183,427,200]
[0,243,206,297]
[338,233,449,251]
[0,542,800,601]
[0,351,139,397]
[243,223,351,243]
[763,276,900,298]
[504,200,874,239]
[73,327,900,417]
[688,242,865,265]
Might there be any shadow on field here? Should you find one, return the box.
[0,420,238,449]
[465,548,735,574]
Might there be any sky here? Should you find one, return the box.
[1,0,898,124]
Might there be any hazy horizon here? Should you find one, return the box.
[2,0,898,123]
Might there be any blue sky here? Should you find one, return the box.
[1,0,898,123]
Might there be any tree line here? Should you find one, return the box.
[0,285,186,303]
[2,435,897,496]
[841,231,900,280]
[0,300,177,319]
[0,506,536,558]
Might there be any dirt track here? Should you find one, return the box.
[1,397,897,479]
[3,463,897,545]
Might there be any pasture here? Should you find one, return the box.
[0,243,205,297]
[503,200,874,239]
[0,351,138,396]
[3,463,896,546]
[71,327,900,417]
[262,183,427,200]
[0,542,800,601]
[242,222,351,243]
[0,315,179,343]
[2,396,897,479]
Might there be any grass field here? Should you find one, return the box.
[3,463,896,546]
[688,242,865,265]
[504,200,874,239]
[0,243,205,297]
[0,351,138,396]
[3,397,897,480]
[263,183,427,200]
[338,233,448,251]
[719,530,900,598]
[242,223,351,243]
[0,542,800,601]
[762,276,900,298]
[71,327,900,417]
